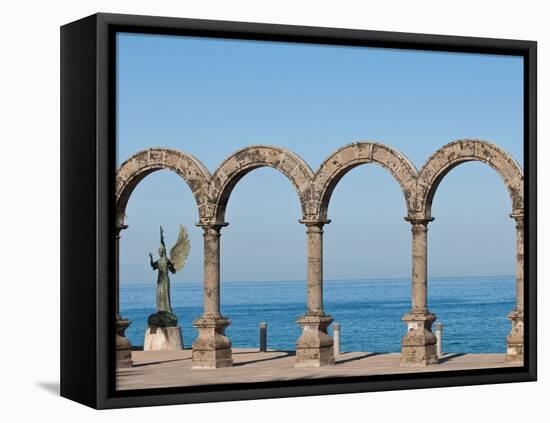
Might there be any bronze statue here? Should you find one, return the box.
[148,225,190,327]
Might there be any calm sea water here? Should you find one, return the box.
[120,276,514,354]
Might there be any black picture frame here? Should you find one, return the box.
[60,12,537,409]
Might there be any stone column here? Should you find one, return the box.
[115,217,132,368]
[506,212,524,362]
[400,216,438,366]
[192,223,233,369]
[295,219,334,367]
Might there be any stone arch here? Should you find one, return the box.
[209,145,314,222]
[311,142,419,220]
[417,139,524,217]
[116,147,212,222]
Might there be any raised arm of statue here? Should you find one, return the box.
[149,253,158,270]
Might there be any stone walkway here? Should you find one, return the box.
[116,349,522,390]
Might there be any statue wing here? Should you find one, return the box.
[160,226,166,249]
[170,225,191,272]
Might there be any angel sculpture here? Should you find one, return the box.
[147,225,190,327]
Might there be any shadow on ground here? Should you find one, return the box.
[36,382,60,396]
[336,352,384,364]
[439,353,466,363]
[233,350,295,366]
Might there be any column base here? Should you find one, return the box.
[191,316,233,369]
[401,312,438,366]
[144,326,183,351]
[115,315,132,369]
[295,313,335,368]
[506,309,524,363]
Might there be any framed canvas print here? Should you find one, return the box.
[60,13,537,409]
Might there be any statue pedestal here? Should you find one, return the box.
[144,326,183,351]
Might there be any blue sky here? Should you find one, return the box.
[117,33,523,284]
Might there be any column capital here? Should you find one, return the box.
[115,222,128,237]
[299,218,331,228]
[404,215,434,226]
[196,222,229,234]
[115,207,127,230]
[405,216,434,233]
[510,212,524,226]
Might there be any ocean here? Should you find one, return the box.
[120,275,515,354]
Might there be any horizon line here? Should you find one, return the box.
[121,274,515,285]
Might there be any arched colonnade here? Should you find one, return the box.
[115,140,524,369]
